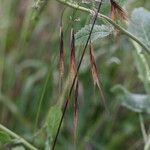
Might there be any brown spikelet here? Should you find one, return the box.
[59,26,64,92]
[74,80,79,142]
[89,42,108,112]
[59,26,64,81]
[70,29,76,83]
[89,43,99,88]
[110,0,128,21]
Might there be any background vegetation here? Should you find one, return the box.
[0,0,150,149]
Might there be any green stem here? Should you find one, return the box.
[0,124,38,150]
[145,136,150,150]
[34,68,51,133]
[56,0,150,54]
[138,113,147,144]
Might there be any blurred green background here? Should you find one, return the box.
[0,0,150,149]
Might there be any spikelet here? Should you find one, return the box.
[89,43,99,88]
[59,26,64,91]
[110,0,128,21]
[70,29,77,84]
[89,42,108,112]
[74,80,79,142]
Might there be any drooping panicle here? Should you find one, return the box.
[70,29,76,83]
[110,0,128,21]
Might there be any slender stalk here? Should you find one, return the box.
[145,136,150,150]
[56,0,150,54]
[139,113,147,144]
[34,68,51,133]
[0,124,38,150]
[52,1,104,149]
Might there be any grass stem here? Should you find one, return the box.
[0,124,38,150]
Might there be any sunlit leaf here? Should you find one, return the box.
[75,24,113,45]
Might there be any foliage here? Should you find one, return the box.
[128,7,150,49]
[75,24,113,45]
[0,131,11,144]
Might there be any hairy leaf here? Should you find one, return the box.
[112,85,150,114]
[128,7,150,49]
[75,24,113,45]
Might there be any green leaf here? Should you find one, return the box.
[46,105,62,139]
[128,7,150,49]
[0,131,11,144]
[75,24,113,45]
[111,85,150,114]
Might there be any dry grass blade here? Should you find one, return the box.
[59,26,64,91]
[110,0,128,21]
[74,80,79,142]
[70,29,77,84]
[89,43,108,112]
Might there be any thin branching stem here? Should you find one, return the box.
[52,1,104,149]
[0,124,38,150]
[56,0,150,54]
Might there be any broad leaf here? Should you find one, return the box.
[128,7,150,49]
[112,85,150,114]
[75,24,113,45]
[0,131,11,144]
[46,105,62,139]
